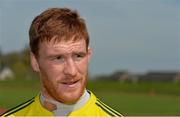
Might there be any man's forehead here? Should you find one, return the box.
[42,39,86,48]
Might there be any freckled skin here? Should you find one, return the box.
[31,39,92,104]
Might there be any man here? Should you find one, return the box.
[2,7,123,116]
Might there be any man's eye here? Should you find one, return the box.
[56,56,63,60]
[52,56,65,62]
[73,54,85,61]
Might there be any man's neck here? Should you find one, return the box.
[40,90,90,116]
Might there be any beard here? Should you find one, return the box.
[41,72,88,104]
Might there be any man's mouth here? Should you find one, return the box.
[61,79,80,87]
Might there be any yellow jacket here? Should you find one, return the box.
[2,91,123,116]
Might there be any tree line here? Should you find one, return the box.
[0,48,37,80]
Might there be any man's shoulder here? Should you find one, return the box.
[1,97,35,117]
[84,91,123,117]
[94,98,123,117]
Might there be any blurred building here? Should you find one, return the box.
[0,67,14,80]
[138,71,180,83]
[95,70,180,83]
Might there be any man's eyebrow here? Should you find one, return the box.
[73,51,87,54]
[46,49,87,57]
[46,53,64,58]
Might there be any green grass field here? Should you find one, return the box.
[0,79,180,116]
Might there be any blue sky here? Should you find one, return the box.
[0,0,180,76]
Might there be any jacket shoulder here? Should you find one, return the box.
[95,98,123,117]
[1,97,35,117]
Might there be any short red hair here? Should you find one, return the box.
[29,8,89,56]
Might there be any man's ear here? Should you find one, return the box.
[30,52,40,72]
[87,47,92,62]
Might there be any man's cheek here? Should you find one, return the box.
[78,62,88,72]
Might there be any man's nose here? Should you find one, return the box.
[64,58,77,77]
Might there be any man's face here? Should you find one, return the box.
[31,39,92,104]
